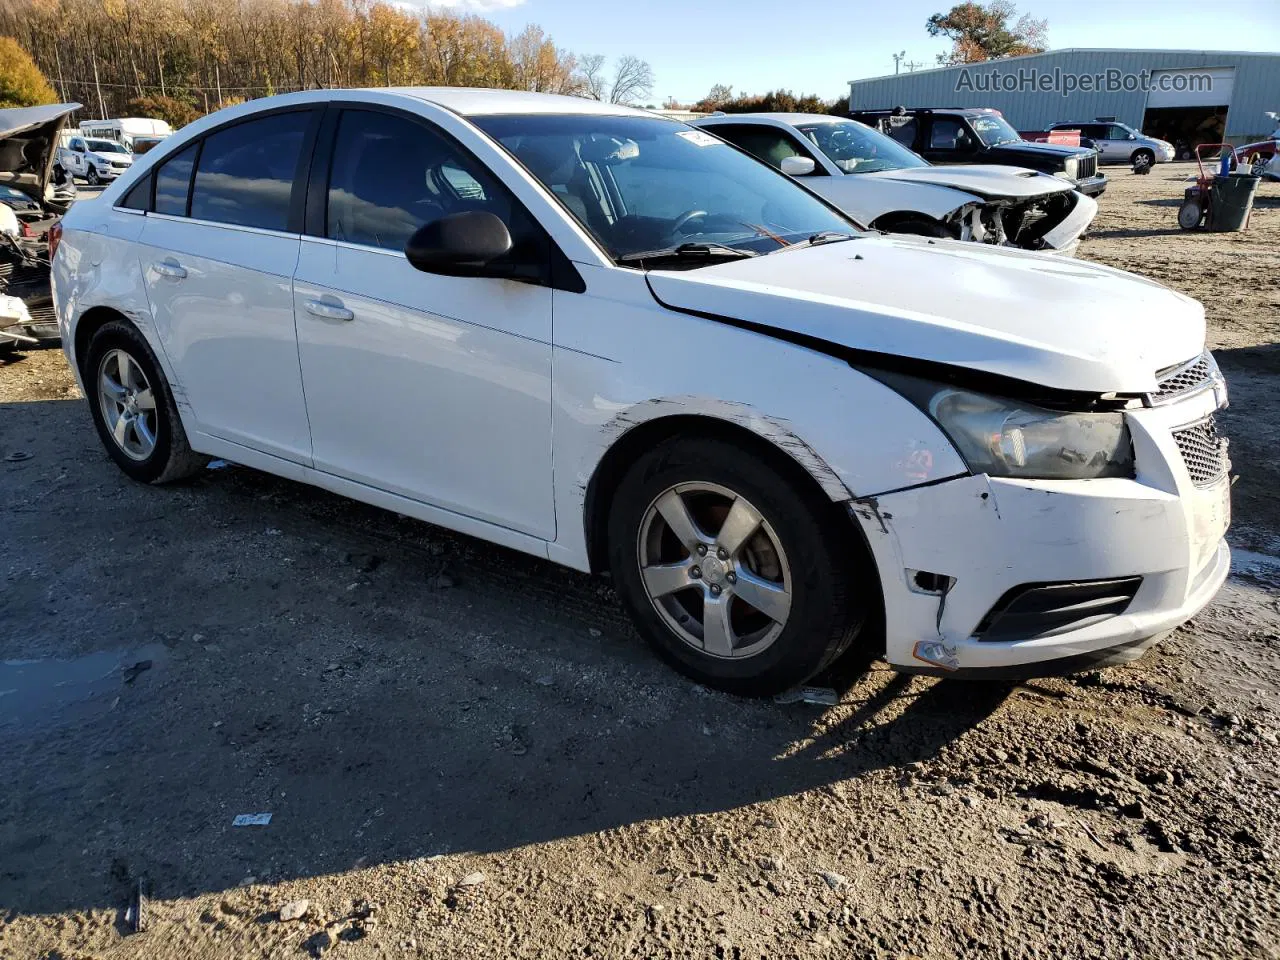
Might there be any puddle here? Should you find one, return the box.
[1230,548,1280,588]
[0,643,168,730]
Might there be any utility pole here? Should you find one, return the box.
[215,63,223,108]
[92,53,107,119]
[892,51,906,75]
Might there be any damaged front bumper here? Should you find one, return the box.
[850,388,1231,675]
[955,190,1098,256]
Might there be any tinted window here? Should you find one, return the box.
[120,173,152,211]
[190,112,309,231]
[884,117,917,147]
[710,125,824,174]
[326,109,533,253]
[154,143,198,216]
[929,118,967,149]
[796,120,927,173]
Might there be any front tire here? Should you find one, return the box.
[1132,148,1155,166]
[880,217,953,239]
[86,165,101,186]
[83,320,206,483]
[607,436,868,696]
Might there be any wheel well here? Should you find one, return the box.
[871,212,953,237]
[582,414,847,575]
[73,305,131,377]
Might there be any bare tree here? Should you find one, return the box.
[575,53,607,100]
[607,55,654,105]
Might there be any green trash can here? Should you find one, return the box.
[1208,173,1261,232]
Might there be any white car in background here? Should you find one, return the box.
[51,89,1229,693]
[58,136,134,185]
[694,113,1097,255]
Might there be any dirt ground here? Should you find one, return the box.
[1,166,1278,960]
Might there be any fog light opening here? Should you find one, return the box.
[910,570,955,595]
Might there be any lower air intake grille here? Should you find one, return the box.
[1173,415,1230,487]
[975,576,1143,642]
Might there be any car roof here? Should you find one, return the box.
[378,87,658,118]
[697,112,849,126]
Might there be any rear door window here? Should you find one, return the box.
[153,143,198,216]
[189,111,310,231]
[707,125,825,174]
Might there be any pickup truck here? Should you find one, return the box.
[849,106,1107,198]
[55,135,134,186]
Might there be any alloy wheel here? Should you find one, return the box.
[97,348,157,461]
[636,482,792,660]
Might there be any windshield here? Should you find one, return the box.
[87,140,128,154]
[795,120,927,173]
[969,115,1021,146]
[472,114,857,263]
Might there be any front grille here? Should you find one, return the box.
[975,576,1143,642]
[111,160,129,168]
[1173,415,1230,487]
[1076,153,1097,180]
[1151,351,1219,404]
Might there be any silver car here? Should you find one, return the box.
[1048,120,1175,165]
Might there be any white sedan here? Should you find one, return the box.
[52,89,1229,693]
[694,113,1096,255]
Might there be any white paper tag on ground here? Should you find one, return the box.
[232,813,272,826]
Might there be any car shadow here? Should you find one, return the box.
[0,397,1013,918]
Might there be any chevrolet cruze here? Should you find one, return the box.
[51,89,1232,694]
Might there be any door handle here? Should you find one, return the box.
[304,299,354,322]
[153,259,186,279]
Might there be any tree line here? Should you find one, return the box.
[0,0,654,124]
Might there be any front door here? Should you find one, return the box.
[139,110,316,464]
[292,107,555,540]
[920,117,981,165]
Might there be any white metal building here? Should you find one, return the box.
[848,49,1280,149]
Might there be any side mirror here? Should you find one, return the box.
[780,155,816,176]
[1128,133,1137,140]
[404,210,513,277]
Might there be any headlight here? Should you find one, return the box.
[871,373,1134,480]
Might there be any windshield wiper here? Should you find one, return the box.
[772,231,859,254]
[616,242,758,266]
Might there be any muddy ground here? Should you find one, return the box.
[1,166,1278,959]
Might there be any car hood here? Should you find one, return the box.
[865,164,1074,199]
[992,139,1095,160]
[0,102,81,205]
[645,236,1203,394]
[93,152,133,164]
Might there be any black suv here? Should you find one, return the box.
[848,107,1107,198]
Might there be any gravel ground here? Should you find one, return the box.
[1,166,1278,960]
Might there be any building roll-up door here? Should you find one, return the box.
[1146,67,1235,109]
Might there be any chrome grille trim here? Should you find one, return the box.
[1172,414,1230,487]
[1149,351,1222,405]
[1076,153,1097,180]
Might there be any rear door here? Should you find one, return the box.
[138,108,319,463]
[291,106,556,539]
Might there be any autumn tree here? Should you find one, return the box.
[926,1,1047,65]
[0,35,58,107]
[124,94,202,127]
[0,1,619,120]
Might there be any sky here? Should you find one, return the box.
[432,0,1280,105]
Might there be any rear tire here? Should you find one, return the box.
[607,436,868,696]
[83,319,206,483]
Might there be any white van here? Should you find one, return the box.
[77,118,173,149]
